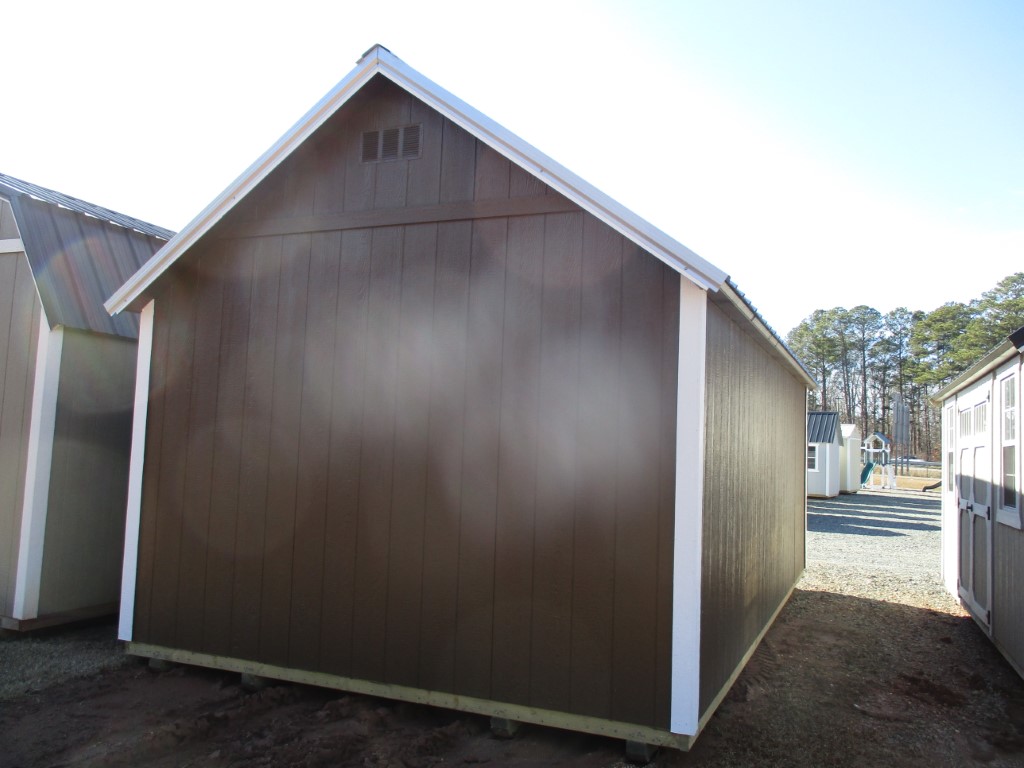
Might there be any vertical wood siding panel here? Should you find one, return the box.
[490,215,544,704]
[260,234,311,666]
[278,146,318,220]
[149,269,198,646]
[372,90,411,211]
[344,112,377,214]
[994,527,1024,670]
[313,132,348,217]
[319,228,372,676]
[175,254,224,651]
[418,220,471,693]
[567,218,623,718]
[384,223,438,686]
[203,242,253,654]
[288,232,341,670]
[351,226,403,682]
[406,100,444,207]
[529,211,584,711]
[610,245,664,727]
[509,164,546,199]
[230,237,282,660]
[473,144,511,201]
[655,273,680,728]
[0,255,38,618]
[439,120,477,204]
[135,297,169,643]
[453,218,507,698]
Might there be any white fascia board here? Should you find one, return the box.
[118,299,155,641]
[13,323,63,620]
[106,45,725,317]
[670,277,708,736]
[932,341,1017,405]
[105,55,382,316]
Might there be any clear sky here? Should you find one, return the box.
[2,0,1021,335]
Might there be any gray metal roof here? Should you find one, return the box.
[807,411,841,445]
[0,173,173,240]
[0,173,172,338]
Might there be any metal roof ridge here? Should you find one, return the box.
[106,45,727,316]
[0,172,174,240]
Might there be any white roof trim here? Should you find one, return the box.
[106,45,726,316]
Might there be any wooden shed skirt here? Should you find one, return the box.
[127,643,696,750]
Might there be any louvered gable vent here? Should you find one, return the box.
[361,124,422,163]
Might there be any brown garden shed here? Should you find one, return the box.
[0,173,171,630]
[106,45,814,751]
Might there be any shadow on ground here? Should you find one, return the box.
[678,588,1024,768]
[808,491,941,536]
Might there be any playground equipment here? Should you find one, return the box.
[862,433,894,489]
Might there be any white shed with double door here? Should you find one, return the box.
[934,326,1024,679]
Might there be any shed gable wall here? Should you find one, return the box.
[132,79,679,731]
[37,328,135,616]
[698,300,807,715]
[0,250,41,618]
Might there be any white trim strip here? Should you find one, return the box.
[106,45,725,316]
[0,238,24,254]
[118,299,155,641]
[670,277,708,736]
[13,324,63,620]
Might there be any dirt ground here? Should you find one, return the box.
[3,495,1024,767]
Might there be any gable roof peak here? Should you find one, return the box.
[106,45,733,317]
[360,43,392,61]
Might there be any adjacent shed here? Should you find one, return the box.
[0,173,171,630]
[105,46,815,751]
[933,326,1024,679]
[807,411,841,498]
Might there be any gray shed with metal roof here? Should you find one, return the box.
[0,172,170,631]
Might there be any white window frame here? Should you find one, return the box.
[997,371,1021,529]
[807,444,818,471]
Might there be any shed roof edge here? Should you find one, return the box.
[107,45,727,315]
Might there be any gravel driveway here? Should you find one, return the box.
[804,488,950,606]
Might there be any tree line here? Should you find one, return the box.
[785,273,1024,460]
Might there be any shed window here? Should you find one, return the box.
[974,402,988,436]
[960,409,972,437]
[807,445,818,471]
[1000,373,1019,527]
[946,405,954,492]
[361,124,422,162]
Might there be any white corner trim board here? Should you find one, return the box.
[670,277,708,736]
[119,299,155,642]
[13,323,63,620]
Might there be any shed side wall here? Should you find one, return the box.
[132,76,678,731]
[699,300,807,715]
[37,329,135,616]
[0,251,41,618]
[994,525,1024,673]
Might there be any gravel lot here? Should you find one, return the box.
[3,488,1024,767]
[804,488,951,606]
